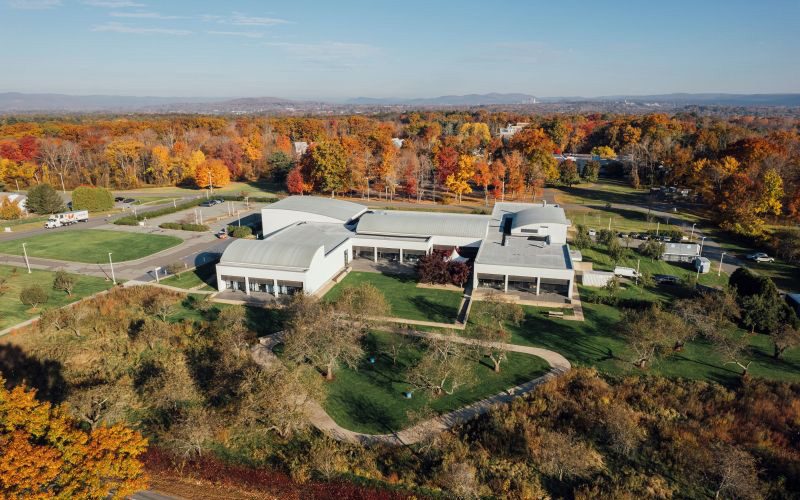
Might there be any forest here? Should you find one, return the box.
[1,110,799,239]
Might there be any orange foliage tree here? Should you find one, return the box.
[194,158,231,189]
[0,376,149,499]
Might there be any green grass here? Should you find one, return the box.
[494,301,800,385]
[579,245,728,288]
[314,330,551,434]
[166,294,285,336]
[325,272,463,323]
[160,263,216,291]
[742,261,800,292]
[0,229,182,263]
[0,265,112,330]
[114,180,281,199]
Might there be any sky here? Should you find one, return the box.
[1,0,798,100]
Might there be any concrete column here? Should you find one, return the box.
[536,276,541,295]
[399,248,403,263]
[567,278,573,299]
[273,278,279,297]
[217,273,225,292]
[374,247,378,263]
[504,275,508,293]
[244,276,250,296]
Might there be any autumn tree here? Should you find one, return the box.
[308,141,348,197]
[407,336,474,396]
[194,158,231,189]
[467,292,523,372]
[53,269,76,296]
[620,305,689,368]
[558,159,580,186]
[0,377,149,499]
[591,145,616,159]
[472,159,492,205]
[286,167,311,195]
[526,428,604,482]
[770,323,800,360]
[445,155,475,202]
[711,445,763,500]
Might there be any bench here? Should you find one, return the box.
[548,311,565,318]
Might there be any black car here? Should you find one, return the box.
[114,196,124,202]
[122,198,136,204]
[199,200,214,207]
[654,274,680,285]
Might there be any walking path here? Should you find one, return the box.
[251,329,570,446]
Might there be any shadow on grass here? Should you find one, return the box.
[335,391,399,434]
[0,344,67,403]
[410,296,459,323]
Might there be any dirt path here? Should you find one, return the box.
[251,329,570,446]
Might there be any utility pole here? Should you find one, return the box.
[208,170,213,197]
[700,236,706,255]
[237,210,241,227]
[22,242,31,274]
[656,221,660,236]
[608,217,612,231]
[108,252,116,285]
[718,252,726,277]
[58,172,66,194]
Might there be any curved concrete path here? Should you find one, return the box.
[251,330,570,446]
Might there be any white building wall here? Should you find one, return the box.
[261,208,349,238]
[430,236,483,248]
[305,242,352,292]
[216,264,307,291]
[473,262,575,298]
[350,236,430,252]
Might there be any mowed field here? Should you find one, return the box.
[0,229,182,263]
[0,265,112,330]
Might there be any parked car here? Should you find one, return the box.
[746,252,775,263]
[216,228,228,239]
[618,232,629,239]
[654,274,680,285]
[122,198,136,204]
[114,196,125,202]
[588,229,597,237]
[199,200,215,207]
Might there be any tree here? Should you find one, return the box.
[194,158,231,189]
[286,167,310,195]
[583,160,600,182]
[711,446,763,500]
[708,329,753,379]
[472,159,492,205]
[72,186,113,212]
[572,224,591,249]
[416,250,451,284]
[445,155,475,202]
[640,239,666,260]
[770,227,800,264]
[266,151,294,183]
[0,197,22,220]
[770,323,800,360]
[448,261,471,287]
[558,159,580,186]
[407,336,474,396]
[26,183,64,214]
[591,145,617,159]
[308,141,348,196]
[673,290,740,350]
[607,237,625,263]
[20,284,48,310]
[0,376,149,499]
[729,268,795,334]
[620,305,689,368]
[143,292,178,322]
[468,292,523,372]
[53,269,76,296]
[527,428,604,482]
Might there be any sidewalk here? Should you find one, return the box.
[251,329,570,446]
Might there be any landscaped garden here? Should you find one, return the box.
[160,263,217,291]
[0,229,182,263]
[288,330,551,434]
[0,265,112,330]
[325,271,463,323]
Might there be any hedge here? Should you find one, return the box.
[72,186,114,212]
[159,222,210,232]
[113,195,275,226]
[227,225,253,238]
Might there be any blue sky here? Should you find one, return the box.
[1,0,798,99]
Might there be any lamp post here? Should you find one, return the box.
[699,236,706,255]
[690,223,696,242]
[22,242,31,274]
[718,252,726,277]
[656,221,660,236]
[108,252,116,285]
[237,210,241,227]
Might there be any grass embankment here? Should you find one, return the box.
[160,264,217,291]
[0,229,181,263]
[325,272,463,324]
[0,265,112,330]
[314,330,550,434]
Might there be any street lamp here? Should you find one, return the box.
[699,236,706,255]
[22,242,31,274]
[690,223,696,241]
[718,252,726,277]
[108,252,116,285]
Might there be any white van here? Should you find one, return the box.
[613,266,639,278]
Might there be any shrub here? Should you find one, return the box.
[572,225,591,249]
[640,240,666,260]
[165,262,185,275]
[159,222,209,232]
[53,270,76,296]
[596,229,615,246]
[227,225,253,238]
[114,216,140,226]
[0,198,23,220]
[20,284,48,309]
[71,186,113,212]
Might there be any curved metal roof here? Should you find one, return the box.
[512,206,568,228]
[356,210,489,239]
[264,196,366,222]
[220,222,352,270]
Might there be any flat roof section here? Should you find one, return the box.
[220,222,352,270]
[356,210,490,239]
[264,196,367,222]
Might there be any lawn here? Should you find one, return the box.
[742,261,800,293]
[494,301,800,385]
[161,263,217,291]
[579,245,729,288]
[325,272,463,323]
[313,330,551,434]
[0,265,112,330]
[114,180,281,199]
[0,229,182,263]
[166,294,285,336]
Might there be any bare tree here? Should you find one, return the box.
[711,446,763,500]
[407,336,474,396]
[526,428,605,482]
[467,291,523,372]
[770,323,800,359]
[620,305,689,368]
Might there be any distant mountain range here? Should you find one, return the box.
[1,91,798,113]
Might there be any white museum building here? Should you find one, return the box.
[215,196,576,300]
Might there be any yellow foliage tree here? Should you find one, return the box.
[0,198,23,220]
[446,155,476,202]
[591,146,617,159]
[184,150,206,183]
[148,145,171,185]
[194,158,231,189]
[0,376,149,499]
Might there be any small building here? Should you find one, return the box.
[662,243,700,263]
[693,256,711,274]
[292,141,308,158]
[498,122,530,139]
[391,138,404,149]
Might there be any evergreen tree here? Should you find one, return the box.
[25,183,64,214]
